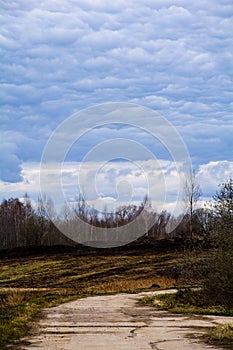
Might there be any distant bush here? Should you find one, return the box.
[179,179,233,308]
[202,178,233,308]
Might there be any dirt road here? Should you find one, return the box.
[23,290,233,350]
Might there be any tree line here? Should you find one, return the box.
[0,177,232,250]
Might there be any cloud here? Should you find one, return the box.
[197,160,233,197]
[1,159,232,217]
[0,0,232,186]
[0,159,180,213]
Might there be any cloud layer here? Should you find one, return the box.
[0,0,232,202]
[1,160,232,216]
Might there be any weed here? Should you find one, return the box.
[204,323,233,348]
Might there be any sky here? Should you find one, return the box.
[1,0,233,215]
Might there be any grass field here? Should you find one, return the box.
[0,240,180,349]
[2,240,232,349]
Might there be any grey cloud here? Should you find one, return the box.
[0,0,232,186]
[0,136,22,182]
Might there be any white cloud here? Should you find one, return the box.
[1,159,232,217]
[197,160,233,197]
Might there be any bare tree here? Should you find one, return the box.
[183,169,202,243]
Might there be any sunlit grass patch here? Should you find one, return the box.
[204,323,233,348]
[141,290,233,316]
[84,276,175,294]
[0,260,62,283]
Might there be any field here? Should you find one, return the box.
[0,240,181,349]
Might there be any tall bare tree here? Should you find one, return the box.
[183,169,202,243]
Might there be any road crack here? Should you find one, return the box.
[128,324,147,338]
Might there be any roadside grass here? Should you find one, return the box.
[141,289,233,316]
[0,289,80,349]
[140,289,233,348]
[203,323,233,348]
[0,242,180,349]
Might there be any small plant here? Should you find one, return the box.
[1,290,27,308]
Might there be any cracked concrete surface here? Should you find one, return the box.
[23,290,233,349]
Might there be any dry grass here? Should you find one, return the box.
[1,290,28,308]
[0,245,180,290]
[204,323,233,348]
[85,276,175,294]
[0,242,181,349]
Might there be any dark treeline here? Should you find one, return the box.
[0,195,75,249]
[1,177,232,250]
